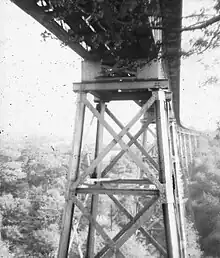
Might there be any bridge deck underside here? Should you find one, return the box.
[12,0,182,121]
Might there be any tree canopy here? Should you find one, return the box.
[181,0,220,56]
[35,0,220,56]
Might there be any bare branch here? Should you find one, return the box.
[183,14,208,20]
[189,24,220,55]
[196,34,217,55]
[150,14,220,32]
[181,14,220,31]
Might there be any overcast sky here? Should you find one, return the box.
[0,0,220,142]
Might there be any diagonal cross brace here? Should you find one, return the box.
[72,196,126,258]
[84,96,163,191]
[70,94,158,190]
[105,107,159,172]
[108,194,167,256]
[71,192,161,257]
[95,196,159,258]
[101,117,153,178]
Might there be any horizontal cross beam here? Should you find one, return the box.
[93,90,152,102]
[73,79,168,92]
[84,179,152,185]
[76,187,159,196]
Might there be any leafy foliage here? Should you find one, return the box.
[0,136,68,257]
[33,0,220,57]
[4,131,220,257]
[185,219,203,258]
[0,136,158,257]
[189,132,220,257]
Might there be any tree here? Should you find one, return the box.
[189,132,220,257]
[36,0,220,54]
[0,136,70,257]
[185,219,203,258]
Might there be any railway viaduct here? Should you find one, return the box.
[11,0,200,257]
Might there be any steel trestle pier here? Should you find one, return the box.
[57,63,199,258]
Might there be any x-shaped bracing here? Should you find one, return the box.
[71,92,163,192]
[73,195,162,257]
[66,92,168,257]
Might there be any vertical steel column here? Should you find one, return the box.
[182,134,189,172]
[155,90,180,258]
[188,135,193,172]
[142,116,148,150]
[177,131,188,201]
[86,102,105,257]
[171,121,187,258]
[197,136,199,149]
[58,92,86,258]
[178,132,184,169]
[182,134,195,222]
[193,135,197,153]
[193,135,198,151]
[140,111,148,178]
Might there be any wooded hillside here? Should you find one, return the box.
[0,133,219,257]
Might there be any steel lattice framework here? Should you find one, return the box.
[57,81,199,257]
[10,0,200,257]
